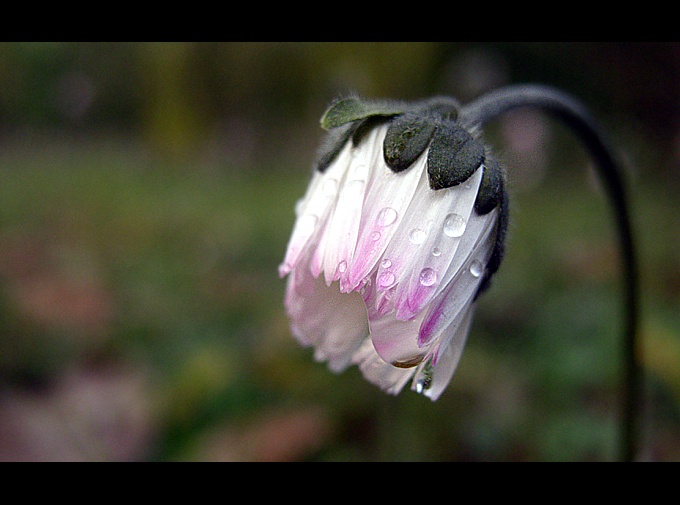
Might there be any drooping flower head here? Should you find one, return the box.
[279,95,508,400]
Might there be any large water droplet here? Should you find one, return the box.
[409,228,427,245]
[377,207,397,227]
[469,259,483,278]
[378,271,396,289]
[415,361,434,394]
[419,267,437,286]
[443,213,466,238]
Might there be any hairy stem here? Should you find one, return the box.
[461,84,641,462]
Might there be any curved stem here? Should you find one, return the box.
[461,84,641,462]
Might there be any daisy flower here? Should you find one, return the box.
[279,95,508,400]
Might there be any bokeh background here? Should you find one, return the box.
[0,42,678,461]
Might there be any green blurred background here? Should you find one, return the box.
[0,42,678,461]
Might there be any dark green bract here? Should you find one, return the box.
[384,112,437,172]
[426,122,484,190]
[320,97,407,130]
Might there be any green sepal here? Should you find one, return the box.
[474,188,509,300]
[426,122,484,190]
[412,96,460,121]
[383,112,437,172]
[314,121,359,172]
[351,115,394,147]
[474,156,505,214]
[473,156,508,299]
[320,97,407,130]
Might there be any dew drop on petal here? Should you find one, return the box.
[378,270,396,289]
[338,260,347,273]
[409,228,427,245]
[370,231,381,241]
[443,213,466,238]
[377,207,398,227]
[381,258,392,269]
[415,362,433,394]
[419,267,437,286]
[432,247,441,257]
[469,260,483,278]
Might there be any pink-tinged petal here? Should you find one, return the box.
[374,161,478,318]
[345,130,425,292]
[373,285,397,317]
[320,129,381,287]
[351,337,415,395]
[366,300,432,368]
[417,208,498,347]
[435,204,498,291]
[411,307,475,400]
[279,143,353,278]
[392,166,483,320]
[371,168,434,305]
[284,259,368,372]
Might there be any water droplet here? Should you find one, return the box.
[432,247,441,257]
[338,260,347,273]
[322,178,338,197]
[443,213,466,238]
[377,207,397,227]
[297,214,318,236]
[419,267,437,286]
[469,260,483,278]
[370,231,381,241]
[380,258,392,269]
[409,228,427,245]
[378,271,396,289]
[415,375,432,394]
[415,361,434,394]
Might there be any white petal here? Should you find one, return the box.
[391,166,483,320]
[345,126,425,293]
[307,142,358,279]
[279,142,353,278]
[284,254,368,372]
[351,337,415,395]
[411,306,475,400]
[369,166,432,314]
[320,128,381,287]
[363,279,434,368]
[437,203,498,290]
[418,207,498,347]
